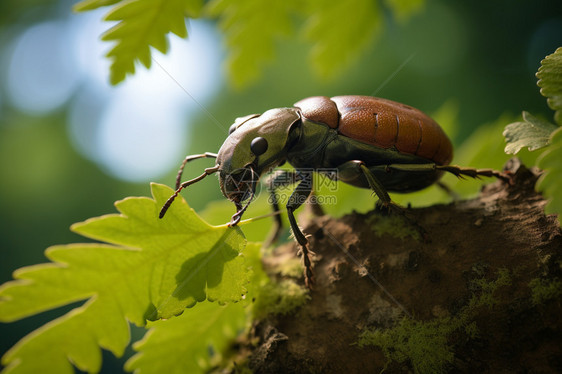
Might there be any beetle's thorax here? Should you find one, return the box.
[216,107,301,201]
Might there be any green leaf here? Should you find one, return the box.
[125,243,265,374]
[101,0,203,85]
[205,0,296,87]
[125,301,247,374]
[303,0,383,78]
[537,47,562,125]
[73,0,122,12]
[503,111,558,154]
[76,0,425,86]
[536,127,562,227]
[0,183,249,373]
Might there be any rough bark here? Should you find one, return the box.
[234,159,562,373]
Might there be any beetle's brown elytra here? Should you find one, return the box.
[160,95,510,288]
[295,96,453,166]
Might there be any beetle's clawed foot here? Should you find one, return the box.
[297,243,315,289]
[297,247,317,257]
[374,200,391,215]
[500,171,515,185]
[304,270,316,288]
[489,168,513,185]
[304,269,315,289]
[229,213,242,227]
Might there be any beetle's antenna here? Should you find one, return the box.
[175,152,218,189]
[160,165,220,219]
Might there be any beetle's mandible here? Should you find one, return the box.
[159,95,510,287]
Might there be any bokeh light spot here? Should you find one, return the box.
[7,20,80,114]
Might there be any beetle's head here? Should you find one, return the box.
[216,107,301,203]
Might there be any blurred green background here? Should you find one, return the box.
[1,0,561,372]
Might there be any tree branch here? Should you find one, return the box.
[236,158,562,373]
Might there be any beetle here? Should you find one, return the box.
[159,95,509,287]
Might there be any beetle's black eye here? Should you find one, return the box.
[229,124,237,135]
[250,137,268,156]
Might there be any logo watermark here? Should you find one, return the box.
[267,192,337,205]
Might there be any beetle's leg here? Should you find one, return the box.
[286,171,315,287]
[338,161,428,239]
[229,188,258,227]
[175,152,218,189]
[436,165,511,183]
[337,160,391,205]
[363,164,430,239]
[229,201,244,226]
[378,163,511,184]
